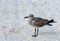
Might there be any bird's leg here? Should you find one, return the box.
[32,27,37,37]
[35,27,36,36]
[37,28,39,36]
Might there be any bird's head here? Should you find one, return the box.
[24,14,34,19]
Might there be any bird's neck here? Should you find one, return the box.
[29,17,34,21]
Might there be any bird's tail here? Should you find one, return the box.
[47,19,55,26]
[48,19,54,23]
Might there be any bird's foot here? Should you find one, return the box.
[32,35,37,37]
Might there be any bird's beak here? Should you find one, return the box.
[24,16,29,19]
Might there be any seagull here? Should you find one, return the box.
[24,14,56,37]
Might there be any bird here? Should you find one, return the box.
[24,14,56,37]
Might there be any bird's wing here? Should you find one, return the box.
[32,17,48,26]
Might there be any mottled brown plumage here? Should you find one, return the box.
[29,18,48,27]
